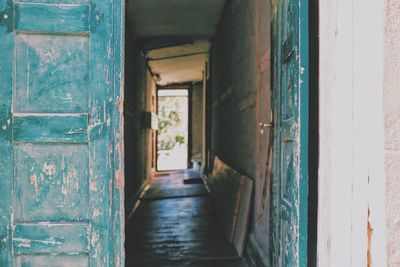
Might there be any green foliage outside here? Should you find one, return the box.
[158,96,187,151]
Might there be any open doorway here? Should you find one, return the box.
[122,0,318,266]
[156,89,189,171]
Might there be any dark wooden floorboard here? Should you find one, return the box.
[125,170,249,267]
[126,258,249,267]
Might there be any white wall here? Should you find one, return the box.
[318,0,387,266]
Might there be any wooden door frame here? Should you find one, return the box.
[318,0,387,266]
[308,0,319,265]
[110,0,125,265]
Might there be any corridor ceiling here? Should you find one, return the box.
[127,0,226,85]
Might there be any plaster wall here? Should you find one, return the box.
[209,0,270,265]
[125,18,156,214]
[211,0,257,180]
[384,1,400,265]
[191,83,203,159]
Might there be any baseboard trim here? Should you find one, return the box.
[245,233,269,267]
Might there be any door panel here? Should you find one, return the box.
[13,115,88,142]
[13,223,89,254]
[15,255,89,267]
[15,3,89,33]
[0,0,115,265]
[14,33,89,113]
[271,0,308,266]
[14,144,89,221]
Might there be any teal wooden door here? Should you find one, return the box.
[271,0,309,266]
[0,0,121,266]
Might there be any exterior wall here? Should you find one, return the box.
[125,18,156,214]
[384,1,400,265]
[191,83,203,160]
[209,0,271,265]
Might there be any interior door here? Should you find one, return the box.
[271,0,309,266]
[0,0,115,265]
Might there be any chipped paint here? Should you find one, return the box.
[93,209,101,218]
[109,180,113,203]
[89,182,98,191]
[115,170,123,191]
[14,237,63,247]
[90,229,100,256]
[62,165,78,197]
[270,0,309,265]
[29,173,39,197]
[15,34,89,113]
[0,0,125,265]
[42,162,56,176]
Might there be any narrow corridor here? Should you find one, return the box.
[125,170,249,267]
[124,1,273,265]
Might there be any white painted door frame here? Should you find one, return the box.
[318,1,387,266]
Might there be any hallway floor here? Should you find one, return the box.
[125,170,249,267]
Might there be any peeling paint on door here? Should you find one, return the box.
[271,0,309,266]
[0,0,125,265]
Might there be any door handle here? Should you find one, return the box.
[259,122,274,128]
[259,122,274,134]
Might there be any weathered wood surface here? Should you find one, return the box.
[15,3,90,33]
[208,157,253,256]
[14,255,88,267]
[126,170,248,267]
[208,157,242,243]
[233,175,253,256]
[110,0,125,265]
[13,223,88,254]
[14,33,89,113]
[141,184,209,200]
[0,0,124,265]
[318,0,387,266]
[13,115,88,142]
[14,144,89,222]
[270,0,309,265]
[0,0,14,264]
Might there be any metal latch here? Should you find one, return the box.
[259,122,274,135]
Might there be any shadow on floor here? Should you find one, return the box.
[125,169,249,267]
